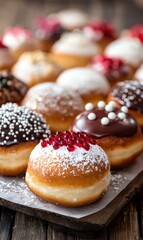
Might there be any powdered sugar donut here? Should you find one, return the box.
[56,67,110,104]
[105,38,143,72]
[12,51,62,87]
[0,103,50,175]
[26,131,110,207]
[22,82,84,132]
[3,27,38,59]
[50,31,100,69]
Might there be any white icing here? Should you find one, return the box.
[57,67,110,95]
[101,117,109,125]
[105,38,143,67]
[97,101,106,109]
[87,113,96,120]
[52,32,100,56]
[83,26,104,41]
[12,52,56,84]
[30,143,109,177]
[50,9,88,29]
[85,103,94,111]
[3,32,29,50]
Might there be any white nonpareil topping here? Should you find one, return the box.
[121,106,128,113]
[108,112,116,120]
[101,117,109,125]
[87,113,96,120]
[105,104,114,112]
[97,101,106,109]
[118,112,126,120]
[85,102,94,111]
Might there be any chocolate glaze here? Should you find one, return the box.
[112,81,143,113]
[0,71,28,106]
[72,107,137,138]
[0,103,50,146]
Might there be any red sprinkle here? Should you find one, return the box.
[41,131,97,152]
[37,17,62,33]
[90,55,125,76]
[84,21,117,39]
[128,24,143,43]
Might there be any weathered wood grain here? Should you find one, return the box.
[0,207,15,240]
[12,212,47,240]
[108,198,140,240]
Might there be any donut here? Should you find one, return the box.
[22,82,84,132]
[123,24,143,44]
[83,21,117,52]
[49,9,88,31]
[0,71,28,106]
[0,103,50,175]
[108,80,143,129]
[105,38,143,73]
[135,64,143,82]
[35,17,65,52]
[0,41,15,70]
[71,101,143,168]
[89,55,132,87]
[3,26,38,59]
[12,51,62,87]
[50,31,100,69]
[26,131,110,207]
[56,67,110,104]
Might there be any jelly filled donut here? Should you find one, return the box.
[26,131,110,207]
[0,71,28,106]
[108,80,143,129]
[22,82,84,132]
[3,26,38,59]
[0,103,50,175]
[83,21,117,52]
[71,101,143,168]
[12,51,62,87]
[35,17,65,52]
[89,55,132,87]
[0,41,15,70]
[105,38,143,73]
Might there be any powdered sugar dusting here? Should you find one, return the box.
[111,173,127,192]
[57,67,110,95]
[30,143,109,177]
[22,83,84,117]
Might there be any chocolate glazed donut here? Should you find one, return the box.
[71,101,143,168]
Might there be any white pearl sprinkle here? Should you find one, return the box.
[121,106,128,113]
[97,101,106,109]
[87,113,96,120]
[85,102,94,111]
[108,101,116,107]
[118,112,126,120]
[108,112,116,120]
[101,117,109,125]
[105,104,114,112]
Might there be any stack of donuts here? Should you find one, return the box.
[0,8,143,207]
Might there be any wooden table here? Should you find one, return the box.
[0,190,142,240]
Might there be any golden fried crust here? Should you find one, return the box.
[108,93,143,128]
[49,53,91,70]
[0,142,37,175]
[97,127,143,168]
[26,170,110,207]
